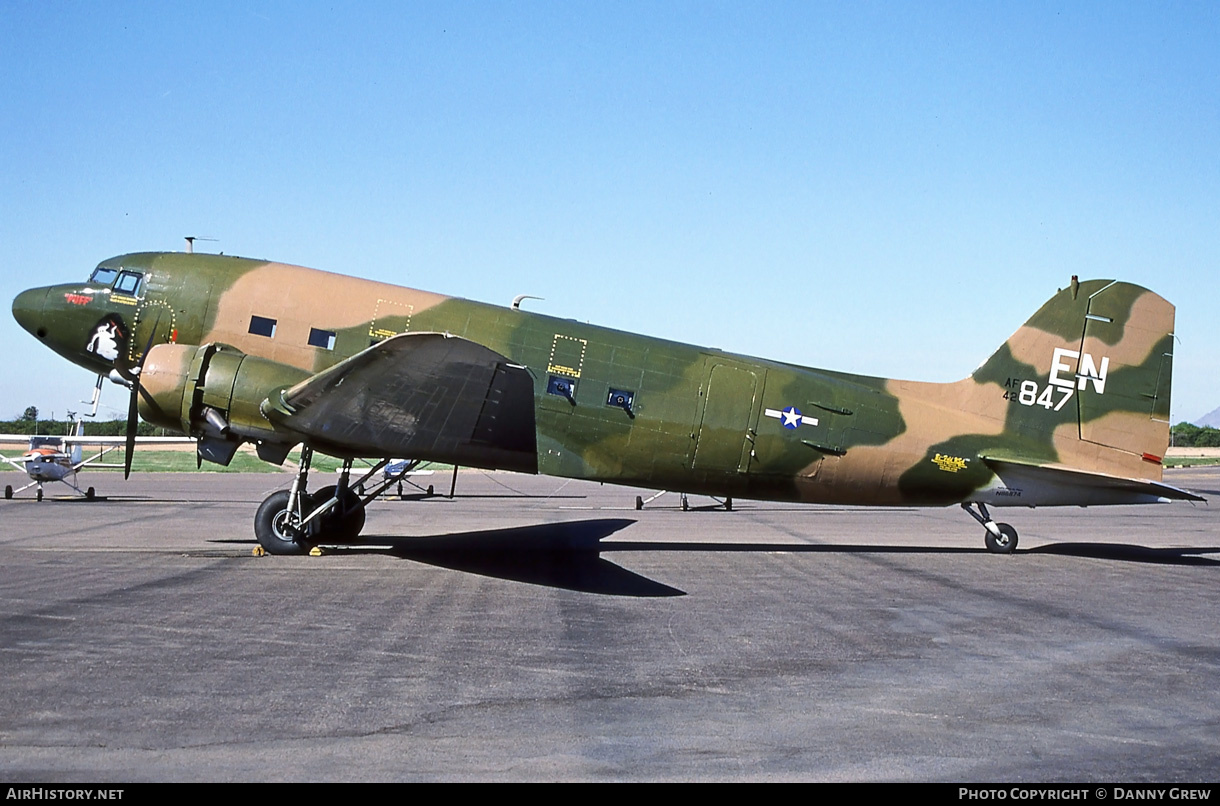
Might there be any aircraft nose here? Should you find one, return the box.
[12,286,49,339]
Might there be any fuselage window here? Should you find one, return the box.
[89,267,118,285]
[606,388,635,413]
[308,327,336,350]
[547,375,577,401]
[249,316,277,338]
[114,271,143,296]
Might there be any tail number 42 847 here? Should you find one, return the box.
[1005,348,1110,412]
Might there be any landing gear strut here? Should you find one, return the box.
[312,482,366,542]
[254,446,318,555]
[253,448,416,555]
[2,477,95,501]
[961,502,1018,553]
[633,490,733,511]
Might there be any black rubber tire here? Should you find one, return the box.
[635,496,643,510]
[86,487,95,500]
[4,485,12,500]
[36,488,43,502]
[254,490,312,555]
[985,523,1018,554]
[313,485,366,542]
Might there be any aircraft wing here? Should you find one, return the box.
[62,436,195,445]
[71,444,125,471]
[0,435,193,445]
[980,456,1206,505]
[262,332,538,473]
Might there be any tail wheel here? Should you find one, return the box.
[254,490,313,555]
[985,523,1018,554]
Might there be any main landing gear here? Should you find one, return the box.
[634,491,733,511]
[253,447,416,555]
[961,502,1018,553]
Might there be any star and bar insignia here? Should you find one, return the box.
[764,406,819,430]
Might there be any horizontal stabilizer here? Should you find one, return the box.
[981,455,1205,506]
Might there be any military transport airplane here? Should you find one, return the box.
[11,252,1202,554]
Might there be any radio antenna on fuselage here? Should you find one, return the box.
[184,236,218,254]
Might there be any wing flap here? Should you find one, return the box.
[264,333,537,472]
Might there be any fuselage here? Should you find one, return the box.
[12,252,1174,509]
[21,448,73,482]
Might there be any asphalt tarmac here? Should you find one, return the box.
[1,467,1218,782]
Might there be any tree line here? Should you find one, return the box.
[1171,422,1220,448]
[2,413,163,437]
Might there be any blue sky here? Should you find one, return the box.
[1,1,1216,424]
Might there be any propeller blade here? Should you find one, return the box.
[112,349,138,385]
[124,384,139,479]
[123,314,163,480]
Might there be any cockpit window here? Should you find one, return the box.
[90,267,119,285]
[114,271,143,296]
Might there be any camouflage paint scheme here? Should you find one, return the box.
[11,252,1198,517]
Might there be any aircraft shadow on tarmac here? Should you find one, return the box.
[1024,543,1220,565]
[370,518,684,597]
[213,518,1220,596]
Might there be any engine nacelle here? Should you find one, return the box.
[139,343,311,452]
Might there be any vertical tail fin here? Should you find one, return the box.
[970,278,1174,473]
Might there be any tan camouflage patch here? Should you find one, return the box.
[137,343,196,430]
[1079,290,1173,371]
[1053,412,1167,479]
[793,378,1006,504]
[208,263,450,371]
[1001,323,1076,378]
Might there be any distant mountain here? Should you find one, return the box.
[1197,407,1220,428]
